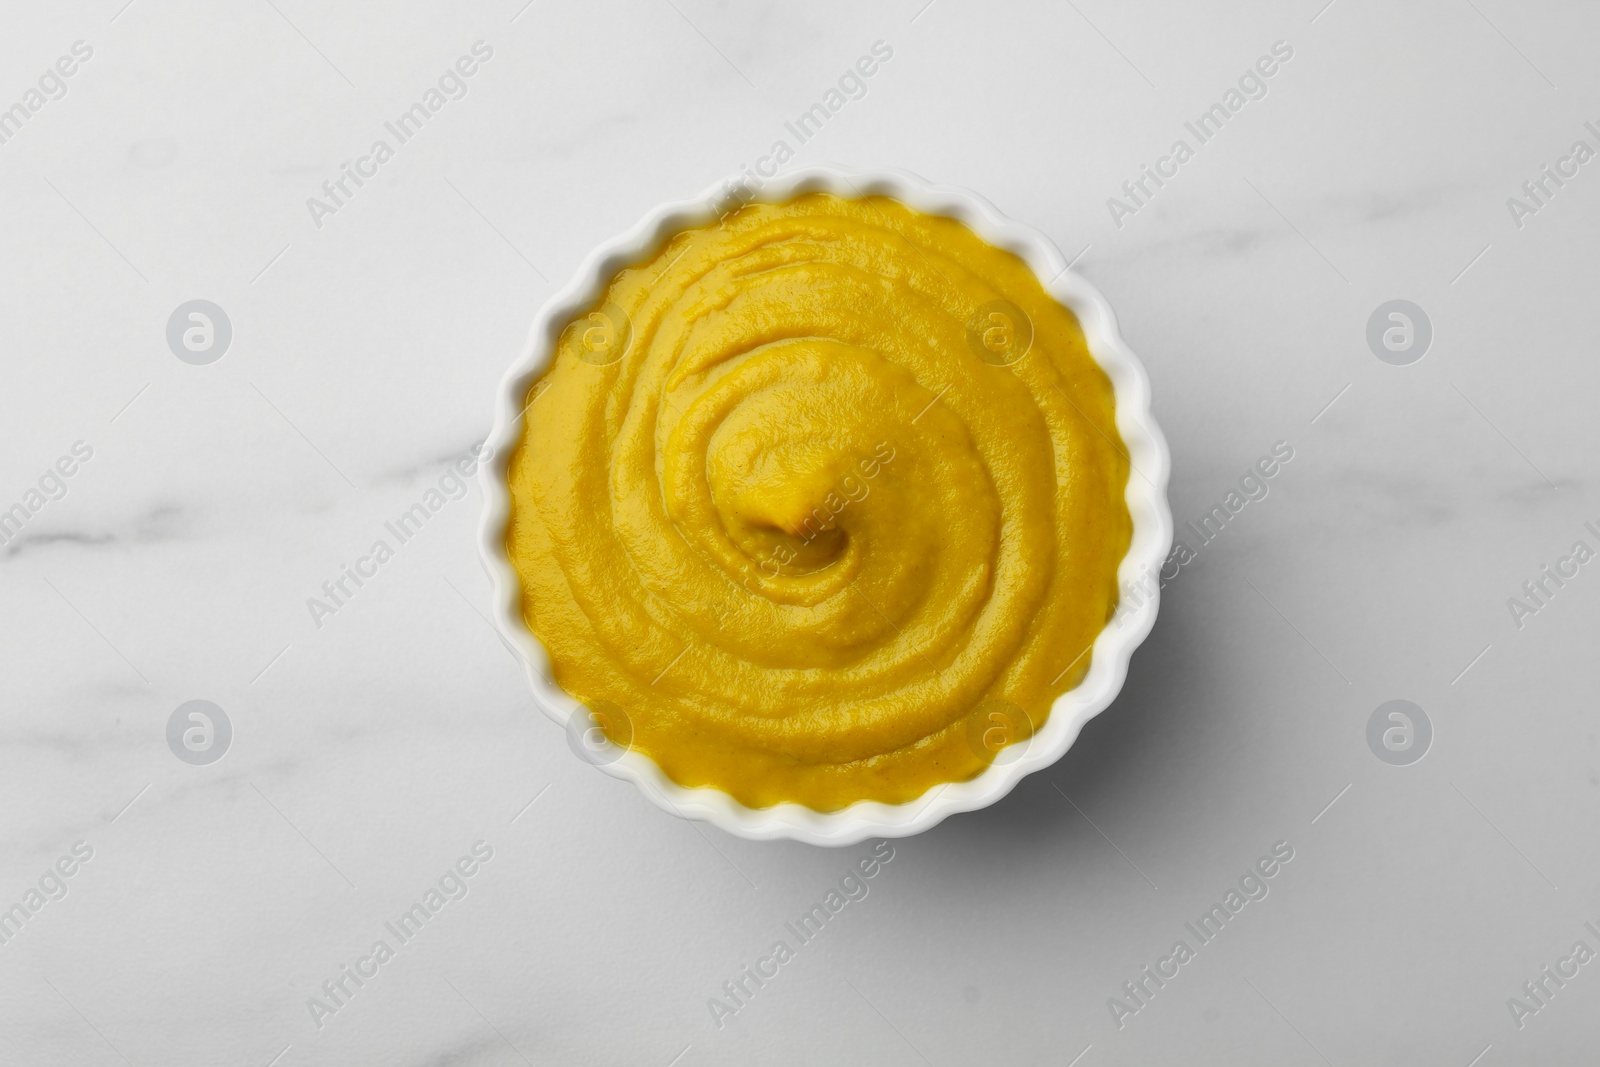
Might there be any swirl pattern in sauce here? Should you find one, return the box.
[507,194,1130,811]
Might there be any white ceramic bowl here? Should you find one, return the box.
[478,164,1172,846]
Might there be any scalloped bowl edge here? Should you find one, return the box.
[477,164,1173,847]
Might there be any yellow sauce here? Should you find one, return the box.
[506,193,1130,811]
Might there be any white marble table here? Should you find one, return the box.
[3,1,1598,1064]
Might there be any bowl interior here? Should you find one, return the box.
[477,164,1173,846]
